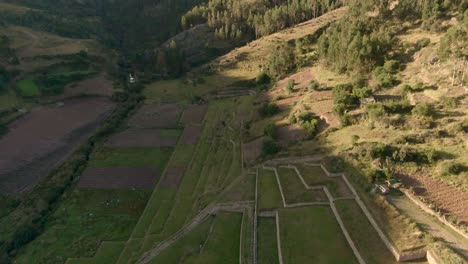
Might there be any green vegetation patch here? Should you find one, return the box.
[89,147,173,169]
[279,206,358,264]
[335,200,395,264]
[257,217,279,264]
[276,167,319,204]
[152,216,215,263]
[296,165,340,197]
[183,212,242,264]
[16,78,40,97]
[258,169,283,210]
[67,241,126,264]
[159,128,182,138]
[14,189,150,264]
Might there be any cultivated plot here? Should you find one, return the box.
[78,167,160,190]
[105,129,180,148]
[181,211,242,264]
[276,167,327,204]
[296,165,353,198]
[180,126,203,145]
[279,206,358,264]
[128,103,182,128]
[180,104,208,125]
[258,169,283,211]
[257,217,279,264]
[0,97,114,193]
[335,200,396,264]
[14,189,150,264]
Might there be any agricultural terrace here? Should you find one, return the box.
[13,101,182,263]
[279,206,358,264]
[0,98,115,194]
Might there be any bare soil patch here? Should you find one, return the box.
[243,137,264,165]
[77,167,160,189]
[160,166,186,188]
[277,125,305,147]
[105,129,178,148]
[0,97,114,194]
[63,74,114,98]
[180,126,203,145]
[180,104,208,124]
[129,103,181,128]
[397,170,468,225]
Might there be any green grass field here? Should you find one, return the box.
[335,200,396,264]
[66,241,125,264]
[151,216,215,263]
[258,169,283,210]
[89,147,173,168]
[14,189,150,264]
[159,128,183,137]
[257,217,279,264]
[279,206,358,264]
[116,100,244,264]
[182,212,242,264]
[295,165,341,197]
[276,167,321,204]
[16,78,40,97]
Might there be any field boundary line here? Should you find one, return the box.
[319,163,412,261]
[239,209,246,264]
[136,202,251,264]
[253,168,258,264]
[263,166,287,208]
[275,211,284,264]
[323,186,366,264]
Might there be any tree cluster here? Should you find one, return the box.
[182,0,342,41]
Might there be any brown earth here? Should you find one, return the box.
[129,103,181,128]
[62,74,114,98]
[180,126,203,145]
[0,97,114,194]
[242,137,264,165]
[397,170,468,225]
[180,104,208,124]
[105,129,178,148]
[277,125,306,147]
[160,166,186,188]
[77,167,160,189]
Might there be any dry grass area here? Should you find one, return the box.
[2,26,101,59]
[144,7,347,103]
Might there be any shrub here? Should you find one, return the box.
[333,83,354,102]
[352,86,372,99]
[262,139,280,156]
[383,99,411,113]
[442,162,466,175]
[383,60,400,74]
[288,114,297,124]
[351,135,360,145]
[441,97,457,109]
[412,103,435,117]
[308,80,321,90]
[373,66,398,88]
[366,103,386,119]
[416,38,431,49]
[258,102,280,117]
[256,72,271,85]
[340,113,351,127]
[286,79,294,93]
[264,123,278,139]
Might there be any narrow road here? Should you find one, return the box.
[387,195,468,258]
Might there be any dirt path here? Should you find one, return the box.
[388,195,468,258]
[136,201,253,264]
